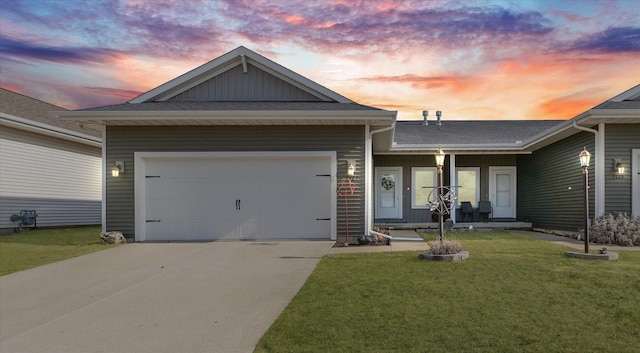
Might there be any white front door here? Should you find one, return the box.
[375,167,402,219]
[489,166,516,219]
[633,149,639,217]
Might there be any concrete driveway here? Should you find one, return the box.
[0,240,333,353]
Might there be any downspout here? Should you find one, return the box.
[572,121,604,217]
[366,122,395,233]
[367,122,423,242]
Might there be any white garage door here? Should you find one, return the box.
[140,156,333,241]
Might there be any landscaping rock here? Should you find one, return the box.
[419,251,469,262]
[100,231,127,244]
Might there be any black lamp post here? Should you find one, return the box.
[579,147,591,254]
[435,148,446,242]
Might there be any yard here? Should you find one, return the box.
[255,232,640,353]
[0,226,116,276]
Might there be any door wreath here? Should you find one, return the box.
[381,176,395,190]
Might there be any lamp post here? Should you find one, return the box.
[435,148,446,242]
[579,147,591,254]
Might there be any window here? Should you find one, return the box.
[456,168,480,207]
[412,167,437,209]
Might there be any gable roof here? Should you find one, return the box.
[0,88,101,146]
[55,46,397,128]
[130,46,352,104]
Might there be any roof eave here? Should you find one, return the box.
[54,109,397,126]
[1,113,102,147]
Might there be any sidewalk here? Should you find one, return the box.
[327,229,639,254]
[512,230,640,252]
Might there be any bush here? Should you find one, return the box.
[580,213,640,246]
[427,239,463,254]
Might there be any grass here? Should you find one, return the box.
[255,232,640,353]
[0,226,119,276]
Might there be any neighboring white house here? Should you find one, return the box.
[0,88,102,232]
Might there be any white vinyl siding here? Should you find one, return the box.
[412,167,437,209]
[0,138,101,201]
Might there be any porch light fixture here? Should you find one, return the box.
[579,147,590,253]
[347,160,356,177]
[435,148,445,168]
[111,161,124,177]
[614,159,624,175]
[435,148,445,242]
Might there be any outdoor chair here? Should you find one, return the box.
[460,201,474,222]
[478,201,492,222]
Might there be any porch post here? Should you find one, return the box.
[450,154,456,223]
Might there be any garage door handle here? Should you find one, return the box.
[236,199,241,210]
[316,218,330,221]
[146,220,161,223]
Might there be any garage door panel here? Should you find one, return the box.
[142,156,332,241]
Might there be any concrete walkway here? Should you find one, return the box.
[512,230,640,252]
[0,240,333,353]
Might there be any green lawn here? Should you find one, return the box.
[0,226,119,276]
[255,232,640,353]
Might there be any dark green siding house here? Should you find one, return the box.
[55,46,639,241]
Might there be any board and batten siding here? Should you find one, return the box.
[0,127,101,230]
[517,131,595,231]
[604,124,640,214]
[169,63,323,102]
[106,125,365,242]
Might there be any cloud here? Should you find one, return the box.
[359,74,475,91]
[221,1,554,55]
[568,26,640,53]
[0,35,123,65]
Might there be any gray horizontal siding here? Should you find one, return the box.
[106,125,364,243]
[373,154,516,223]
[517,131,595,231]
[604,124,640,214]
[0,197,100,230]
[169,64,323,102]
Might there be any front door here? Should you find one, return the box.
[489,166,516,219]
[375,167,402,219]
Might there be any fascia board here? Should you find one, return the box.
[610,84,640,102]
[390,143,529,152]
[1,113,102,147]
[585,108,640,117]
[55,110,397,126]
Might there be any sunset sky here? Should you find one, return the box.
[1,0,639,121]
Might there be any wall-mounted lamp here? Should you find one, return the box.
[347,160,356,177]
[614,159,624,175]
[111,161,124,177]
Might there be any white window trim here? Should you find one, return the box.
[411,167,437,209]
[456,167,480,207]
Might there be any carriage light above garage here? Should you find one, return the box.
[111,161,124,177]
[614,159,624,175]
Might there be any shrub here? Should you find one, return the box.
[580,212,640,246]
[427,239,463,254]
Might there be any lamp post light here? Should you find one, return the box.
[579,147,591,254]
[435,148,446,242]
